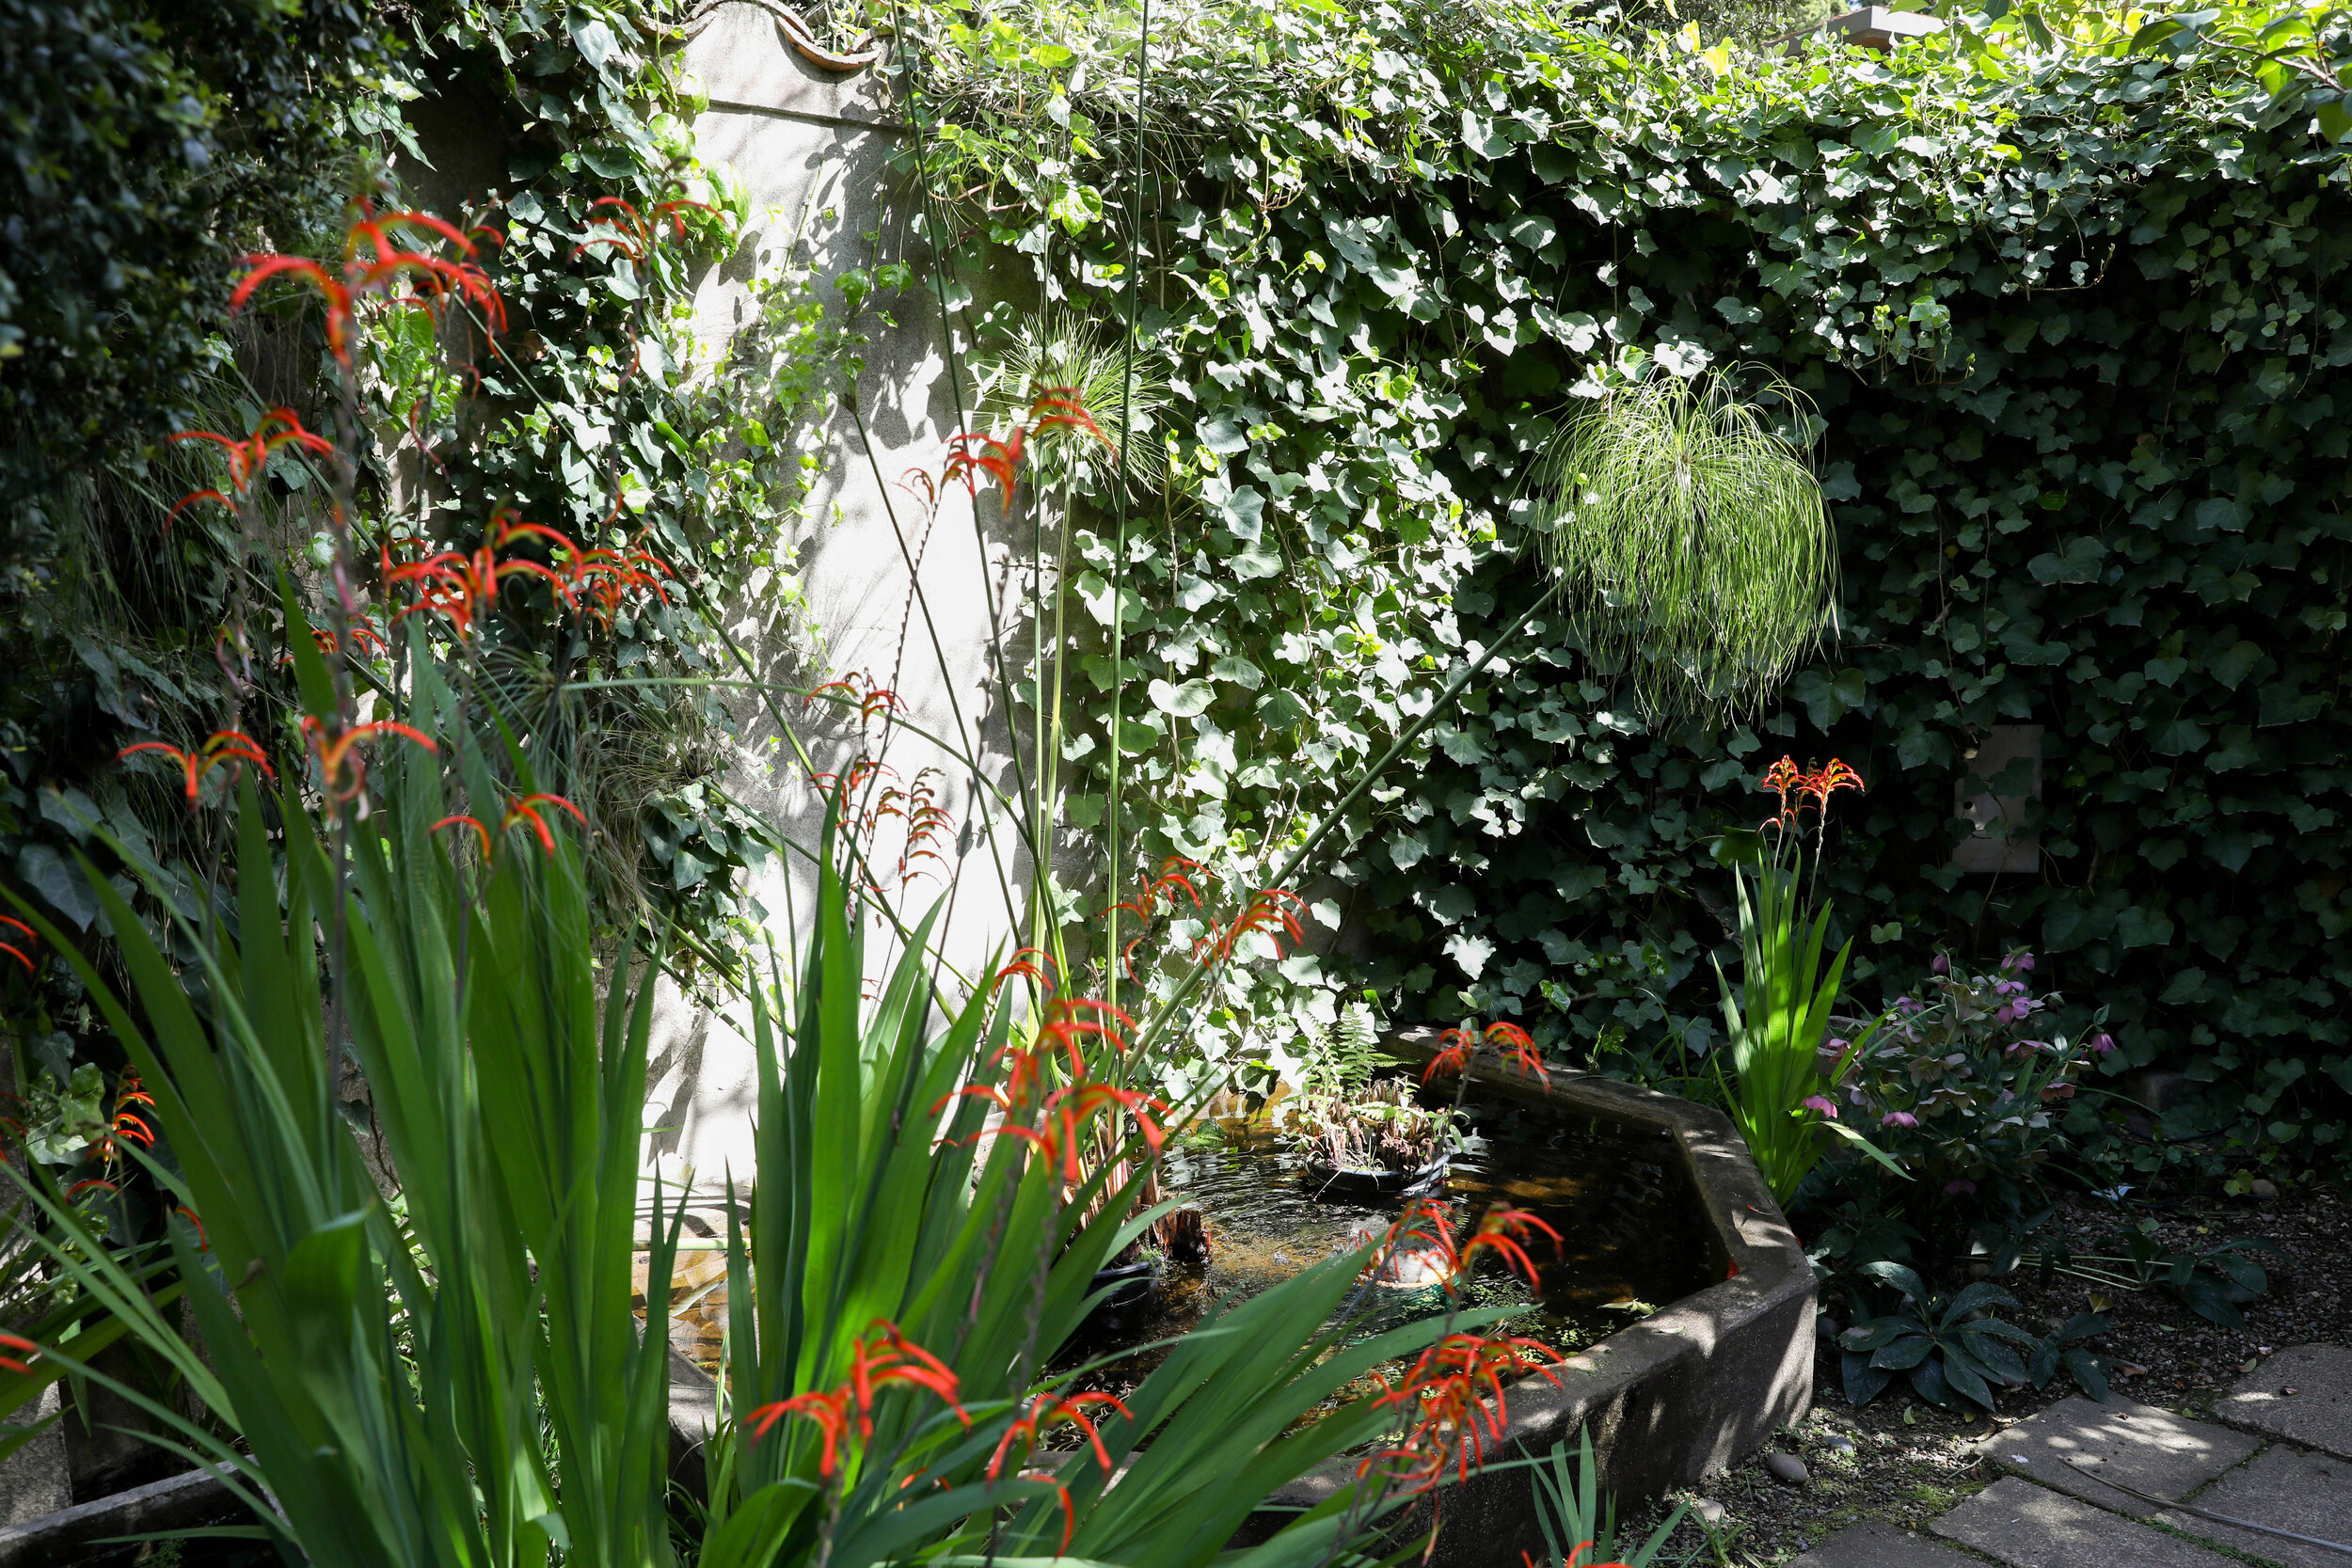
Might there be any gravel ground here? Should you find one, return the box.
[1613,1183,2352,1565]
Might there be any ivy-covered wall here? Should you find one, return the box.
[915,5,2352,1180]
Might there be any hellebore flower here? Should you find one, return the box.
[1802,1095,1839,1119]
[1944,1179,1978,1196]
[1994,979,2027,997]
[2089,1032,2116,1055]
[1931,954,1950,975]
[2005,950,2036,973]
[1882,1111,1919,1129]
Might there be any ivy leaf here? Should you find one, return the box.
[569,17,618,69]
[1461,111,1511,158]
[1149,678,1216,718]
[2209,641,2264,689]
[1257,689,1306,729]
[18,844,97,930]
[1199,418,1249,455]
[1210,655,1265,690]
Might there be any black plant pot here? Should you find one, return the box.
[1298,1153,1451,1200]
[1080,1258,1157,1335]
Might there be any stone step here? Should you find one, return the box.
[1976,1395,2258,1517]
[1932,1475,2239,1567]
[2165,1444,2352,1568]
[2216,1345,2352,1461]
[1790,1519,1987,1567]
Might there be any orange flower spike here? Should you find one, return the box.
[0,916,34,977]
[993,947,1059,995]
[1422,1026,1474,1085]
[501,793,587,854]
[432,816,494,860]
[745,1389,850,1475]
[1483,1021,1549,1087]
[1460,1206,1565,1288]
[0,1330,40,1378]
[987,1390,1132,1482]
[302,719,438,802]
[1025,388,1117,451]
[1800,757,1866,811]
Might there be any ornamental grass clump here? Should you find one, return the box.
[1535,369,1837,721]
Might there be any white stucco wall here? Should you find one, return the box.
[644,6,1027,1200]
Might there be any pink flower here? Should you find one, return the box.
[1931,954,1950,975]
[2088,1032,2115,1055]
[1882,1111,1919,1129]
[1802,1095,1839,1120]
[2005,951,2035,973]
[1895,995,1924,1016]
[1994,979,2026,997]
[1944,1179,1977,1196]
[2005,1038,2046,1057]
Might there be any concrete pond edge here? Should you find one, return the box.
[1230,1027,1816,1567]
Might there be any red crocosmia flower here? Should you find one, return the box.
[501,793,586,853]
[895,465,941,519]
[570,196,718,265]
[1422,1026,1475,1085]
[432,816,494,860]
[301,719,438,803]
[0,1330,40,1377]
[988,1389,1131,1483]
[1799,757,1865,812]
[562,538,675,626]
[992,947,1059,995]
[1024,388,1116,453]
[0,916,36,976]
[233,203,506,371]
[747,1387,850,1473]
[287,613,388,665]
[387,509,575,641]
[1195,887,1307,965]
[1460,1205,1564,1289]
[1364,1329,1566,1493]
[1034,995,1139,1079]
[743,1320,966,1479]
[119,730,276,806]
[1759,755,1804,823]
[174,1205,209,1251]
[1362,1198,1461,1286]
[166,407,335,533]
[66,1179,119,1200]
[1483,1021,1549,1087]
[943,427,1026,501]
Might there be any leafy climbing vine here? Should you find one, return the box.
[907,0,2352,1185]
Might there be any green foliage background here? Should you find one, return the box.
[913,2,2352,1180]
[0,0,837,1073]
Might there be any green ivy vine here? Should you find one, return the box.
[908,0,2352,1184]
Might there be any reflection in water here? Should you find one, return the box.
[641,1094,1712,1388]
[1121,1096,1711,1368]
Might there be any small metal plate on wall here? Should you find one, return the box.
[1954,724,2042,874]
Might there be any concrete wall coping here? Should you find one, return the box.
[1236,1026,1816,1563]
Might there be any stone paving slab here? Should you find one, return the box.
[1932,1476,2238,1567]
[2163,1444,2352,1568]
[1977,1394,2260,1517]
[2216,1344,2352,1461]
[1789,1520,1988,1567]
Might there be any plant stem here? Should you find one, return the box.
[1104,0,1152,1025]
